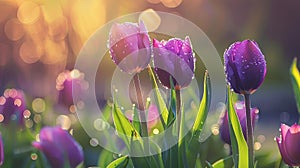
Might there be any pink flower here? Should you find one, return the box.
[276,124,300,166]
[108,21,151,74]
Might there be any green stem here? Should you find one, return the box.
[133,74,148,137]
[176,89,181,135]
[244,93,254,168]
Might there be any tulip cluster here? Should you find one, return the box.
[108,21,195,90]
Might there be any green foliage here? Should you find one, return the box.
[106,155,129,168]
[190,71,211,139]
[227,87,248,168]
[212,156,233,168]
[112,102,141,147]
[290,57,300,114]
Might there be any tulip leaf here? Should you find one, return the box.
[113,102,141,147]
[227,87,248,168]
[190,71,211,140]
[106,155,129,168]
[212,156,233,168]
[148,67,169,128]
[290,57,300,114]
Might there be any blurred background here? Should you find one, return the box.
[0,0,299,166]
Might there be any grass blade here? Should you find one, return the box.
[290,57,300,113]
[107,155,129,168]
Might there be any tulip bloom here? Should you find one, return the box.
[0,88,27,125]
[224,40,267,94]
[32,127,84,168]
[108,21,151,74]
[276,124,300,166]
[153,37,195,90]
[56,69,86,113]
[219,101,259,144]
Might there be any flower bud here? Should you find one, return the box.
[32,127,84,168]
[56,69,87,113]
[108,21,151,74]
[153,36,195,90]
[219,101,259,144]
[276,124,300,166]
[224,40,267,94]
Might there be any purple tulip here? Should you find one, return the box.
[224,40,267,94]
[153,37,195,90]
[0,134,4,166]
[276,124,300,166]
[219,101,259,144]
[56,69,86,112]
[108,21,151,74]
[0,88,27,125]
[32,127,84,168]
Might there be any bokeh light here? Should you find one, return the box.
[17,1,41,24]
[32,98,46,113]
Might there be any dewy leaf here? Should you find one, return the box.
[212,156,233,168]
[148,66,169,128]
[191,71,211,139]
[227,87,248,168]
[113,102,141,147]
[106,155,129,168]
[290,57,300,113]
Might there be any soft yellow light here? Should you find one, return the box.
[4,18,25,41]
[254,142,262,151]
[139,9,161,32]
[0,114,4,123]
[161,0,182,8]
[17,1,41,24]
[19,40,43,64]
[153,128,160,135]
[70,0,106,41]
[41,39,67,64]
[32,98,46,113]
[56,115,71,130]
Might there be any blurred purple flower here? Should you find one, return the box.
[224,39,267,94]
[56,69,87,113]
[108,21,151,74]
[126,104,160,134]
[0,134,3,166]
[276,124,300,166]
[32,126,84,168]
[153,37,195,90]
[219,101,259,144]
[0,88,27,125]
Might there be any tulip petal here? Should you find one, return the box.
[32,127,83,168]
[276,136,296,166]
[284,124,300,165]
[224,40,266,94]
